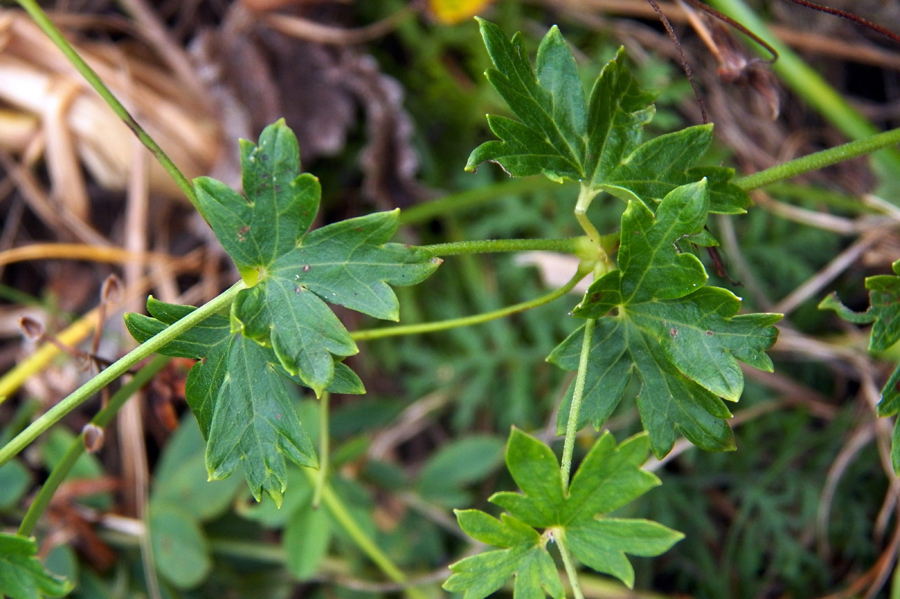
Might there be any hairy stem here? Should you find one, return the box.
[352,266,591,342]
[15,0,198,208]
[554,528,586,599]
[302,469,428,599]
[736,127,900,191]
[559,318,596,493]
[420,237,589,257]
[0,282,245,468]
[18,355,170,536]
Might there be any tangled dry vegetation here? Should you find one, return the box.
[1,1,900,597]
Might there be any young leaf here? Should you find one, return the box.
[467,19,748,214]
[820,260,900,471]
[194,120,440,395]
[0,533,72,599]
[548,181,781,458]
[444,429,682,596]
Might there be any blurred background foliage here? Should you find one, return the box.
[1,0,900,597]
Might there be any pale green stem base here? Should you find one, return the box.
[302,468,427,599]
[554,528,586,599]
[313,391,330,509]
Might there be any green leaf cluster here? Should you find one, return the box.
[444,429,682,597]
[550,180,781,457]
[467,19,749,214]
[126,121,440,503]
[0,533,72,599]
[819,259,900,471]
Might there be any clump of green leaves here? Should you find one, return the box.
[127,121,440,503]
[445,18,782,599]
[820,259,900,471]
[444,430,682,595]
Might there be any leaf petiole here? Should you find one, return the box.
[553,528,587,599]
[351,266,591,342]
[420,237,590,258]
[559,317,596,493]
[736,126,900,191]
[301,468,428,599]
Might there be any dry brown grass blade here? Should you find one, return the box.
[0,10,220,207]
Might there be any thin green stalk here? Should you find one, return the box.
[15,0,198,208]
[704,0,900,177]
[736,127,900,191]
[554,528,586,599]
[574,185,602,246]
[421,237,588,258]
[302,469,428,599]
[312,391,329,509]
[399,178,569,225]
[18,355,170,537]
[351,266,591,342]
[0,282,245,469]
[559,318,596,493]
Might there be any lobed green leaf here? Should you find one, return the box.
[445,430,681,594]
[550,181,781,457]
[467,19,749,214]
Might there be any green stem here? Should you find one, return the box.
[421,237,588,257]
[0,281,245,469]
[301,469,427,599]
[704,0,900,177]
[399,178,569,225]
[15,0,198,209]
[554,528,586,599]
[559,318,596,493]
[736,127,900,191]
[351,266,590,342]
[313,391,329,509]
[18,355,171,537]
[574,185,602,246]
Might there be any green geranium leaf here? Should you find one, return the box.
[195,120,440,395]
[549,181,781,458]
[444,430,681,595]
[467,19,748,214]
[0,533,72,599]
[819,259,900,471]
[126,298,363,504]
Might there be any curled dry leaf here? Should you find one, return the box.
[0,10,221,220]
